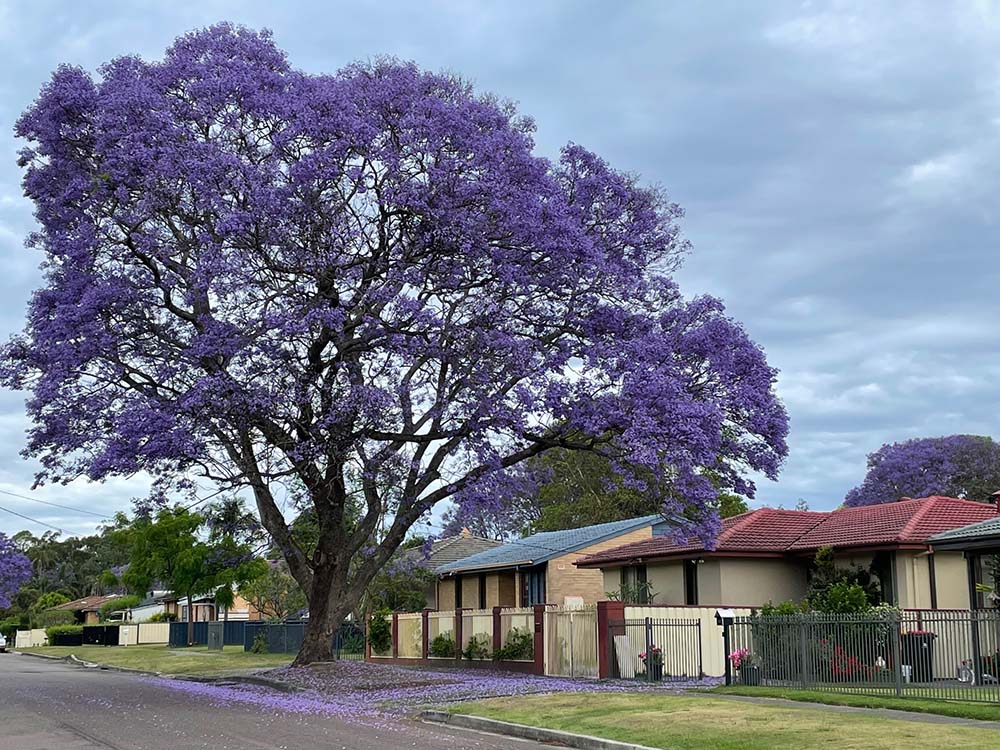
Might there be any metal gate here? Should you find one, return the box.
[545,607,599,678]
[606,617,703,681]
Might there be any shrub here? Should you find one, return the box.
[146,611,177,623]
[760,600,803,616]
[34,609,76,628]
[45,624,84,642]
[494,626,533,661]
[30,591,70,614]
[811,581,870,614]
[462,632,491,660]
[368,609,392,655]
[250,632,269,654]
[429,631,456,658]
[0,615,27,640]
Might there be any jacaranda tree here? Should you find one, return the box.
[845,435,1000,507]
[4,25,788,663]
[0,533,33,610]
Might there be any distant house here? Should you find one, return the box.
[162,589,264,622]
[51,594,122,625]
[435,515,663,609]
[576,496,998,610]
[410,530,501,609]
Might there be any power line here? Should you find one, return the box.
[0,488,108,519]
[0,503,64,533]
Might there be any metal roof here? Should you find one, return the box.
[930,515,1000,546]
[435,515,662,574]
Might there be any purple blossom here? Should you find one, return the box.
[0,532,33,609]
[845,435,1000,506]
[3,24,788,658]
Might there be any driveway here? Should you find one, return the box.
[0,654,540,749]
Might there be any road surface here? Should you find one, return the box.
[0,654,538,750]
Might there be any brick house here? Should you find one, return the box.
[575,496,998,610]
[434,515,662,608]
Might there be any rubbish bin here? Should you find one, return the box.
[901,632,935,683]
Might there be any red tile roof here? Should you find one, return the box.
[788,496,998,550]
[576,496,999,568]
[52,594,121,612]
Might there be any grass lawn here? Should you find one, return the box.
[451,692,1000,750]
[710,685,1000,722]
[19,644,291,675]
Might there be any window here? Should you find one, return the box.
[521,568,546,606]
[684,560,699,605]
[479,574,487,609]
[871,551,897,605]
[181,605,189,622]
[620,565,649,604]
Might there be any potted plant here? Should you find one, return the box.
[730,647,761,686]
[639,645,664,681]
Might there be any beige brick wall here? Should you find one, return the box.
[548,526,653,605]
[934,551,971,609]
[497,572,517,606]
[485,574,499,607]
[718,558,808,606]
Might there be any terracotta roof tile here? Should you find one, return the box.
[576,497,999,568]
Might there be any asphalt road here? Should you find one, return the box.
[0,654,539,750]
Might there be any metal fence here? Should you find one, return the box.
[606,618,703,682]
[727,609,1000,703]
[169,620,246,647]
[243,620,365,658]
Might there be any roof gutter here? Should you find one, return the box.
[440,559,534,575]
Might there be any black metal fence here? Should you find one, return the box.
[243,620,365,659]
[82,625,121,646]
[168,620,247,647]
[606,617,703,682]
[726,609,1000,703]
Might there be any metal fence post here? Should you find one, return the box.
[696,619,704,678]
[798,619,809,689]
[891,615,903,697]
[644,617,653,683]
[721,618,732,686]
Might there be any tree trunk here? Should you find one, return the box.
[186,593,194,646]
[294,562,341,665]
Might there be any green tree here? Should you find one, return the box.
[239,563,307,621]
[120,507,264,644]
[717,493,749,518]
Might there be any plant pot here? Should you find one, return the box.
[646,661,664,681]
[740,665,762,686]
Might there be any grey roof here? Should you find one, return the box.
[425,533,502,569]
[930,516,1000,544]
[436,515,662,574]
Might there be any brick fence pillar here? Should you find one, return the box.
[492,606,503,654]
[532,604,546,675]
[391,613,399,659]
[597,600,626,679]
[421,609,431,659]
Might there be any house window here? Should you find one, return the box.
[684,560,699,605]
[871,551,897,605]
[181,605,189,622]
[620,565,649,604]
[521,568,546,606]
[455,577,463,609]
[479,574,487,609]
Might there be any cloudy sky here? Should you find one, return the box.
[1,0,998,537]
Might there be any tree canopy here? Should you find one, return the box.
[845,435,1000,507]
[0,533,33,610]
[3,25,788,662]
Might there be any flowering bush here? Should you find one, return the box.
[639,645,663,666]
[728,647,757,669]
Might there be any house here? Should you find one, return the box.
[929,505,1000,609]
[408,530,501,609]
[162,589,264,622]
[576,496,999,610]
[50,594,122,625]
[125,591,170,622]
[435,515,663,609]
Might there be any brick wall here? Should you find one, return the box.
[545,526,653,605]
[462,576,480,608]
[437,578,456,609]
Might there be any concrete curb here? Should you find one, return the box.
[420,710,661,750]
[15,650,297,692]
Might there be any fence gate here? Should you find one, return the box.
[545,607,598,678]
[606,617,703,681]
